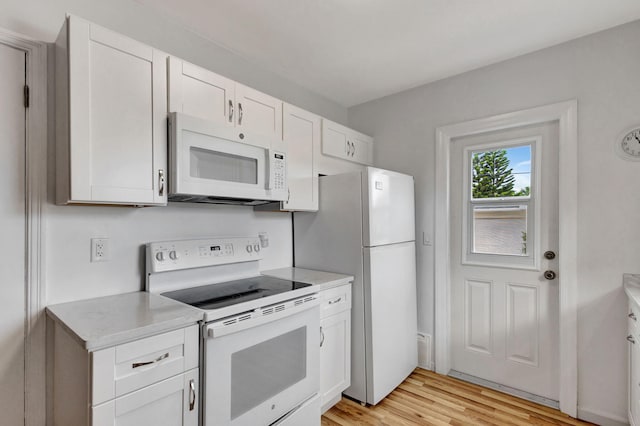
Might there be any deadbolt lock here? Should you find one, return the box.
[544,251,556,260]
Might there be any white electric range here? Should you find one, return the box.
[146,237,321,426]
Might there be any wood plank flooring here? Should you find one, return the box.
[321,368,592,425]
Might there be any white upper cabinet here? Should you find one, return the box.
[235,83,283,140]
[168,58,235,127]
[55,15,167,206]
[321,119,373,166]
[281,104,320,211]
[168,57,282,143]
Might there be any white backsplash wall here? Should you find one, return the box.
[44,203,292,305]
[348,19,640,424]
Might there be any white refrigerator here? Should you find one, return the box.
[294,167,418,405]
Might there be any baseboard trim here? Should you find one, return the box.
[577,406,629,426]
[448,370,559,410]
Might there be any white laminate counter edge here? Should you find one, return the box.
[261,267,354,292]
[624,274,640,308]
[46,292,204,351]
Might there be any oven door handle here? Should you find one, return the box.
[206,296,319,339]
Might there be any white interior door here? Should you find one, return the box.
[0,42,26,425]
[449,122,559,402]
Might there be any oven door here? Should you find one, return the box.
[169,112,287,201]
[203,302,320,426]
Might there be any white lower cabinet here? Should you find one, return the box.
[319,283,352,413]
[51,323,199,426]
[629,300,640,425]
[92,369,198,426]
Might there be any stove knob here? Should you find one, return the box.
[155,251,165,262]
[254,244,260,252]
[246,245,253,253]
[169,250,179,260]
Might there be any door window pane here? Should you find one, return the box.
[473,205,528,256]
[472,145,531,199]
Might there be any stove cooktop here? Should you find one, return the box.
[161,276,313,310]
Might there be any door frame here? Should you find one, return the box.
[434,100,578,416]
[0,29,47,426]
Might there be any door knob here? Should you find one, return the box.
[544,270,556,280]
[544,251,556,260]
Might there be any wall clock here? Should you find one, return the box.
[616,127,640,161]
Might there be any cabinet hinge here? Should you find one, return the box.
[23,85,30,108]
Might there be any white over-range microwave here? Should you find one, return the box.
[168,112,288,205]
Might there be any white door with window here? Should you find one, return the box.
[449,121,560,402]
[0,42,26,424]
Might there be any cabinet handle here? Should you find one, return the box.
[320,326,325,347]
[228,100,234,122]
[238,102,243,125]
[158,169,165,197]
[189,379,196,411]
[328,297,342,305]
[628,335,636,344]
[346,140,352,156]
[287,188,291,204]
[132,352,169,368]
[351,141,356,157]
[630,312,637,321]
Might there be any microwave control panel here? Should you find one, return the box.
[270,152,287,191]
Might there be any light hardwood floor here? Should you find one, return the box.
[321,368,592,425]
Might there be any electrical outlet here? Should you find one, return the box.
[91,238,109,262]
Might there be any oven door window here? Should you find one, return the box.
[190,147,258,184]
[231,327,306,420]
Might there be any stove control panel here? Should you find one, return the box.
[147,237,262,273]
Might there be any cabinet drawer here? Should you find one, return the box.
[92,325,198,405]
[321,284,351,318]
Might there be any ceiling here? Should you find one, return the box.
[136,0,640,107]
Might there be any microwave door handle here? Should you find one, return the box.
[266,149,273,190]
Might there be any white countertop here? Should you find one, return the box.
[624,274,640,306]
[46,292,204,351]
[261,267,354,291]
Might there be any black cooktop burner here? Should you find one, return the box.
[162,276,312,310]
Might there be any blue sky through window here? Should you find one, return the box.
[505,145,531,192]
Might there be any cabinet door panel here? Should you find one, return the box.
[235,83,282,142]
[67,16,165,204]
[282,104,319,211]
[321,120,349,160]
[92,369,198,426]
[320,310,351,410]
[168,57,234,126]
[350,135,373,165]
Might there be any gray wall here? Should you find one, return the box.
[349,19,640,424]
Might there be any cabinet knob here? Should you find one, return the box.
[628,335,636,344]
